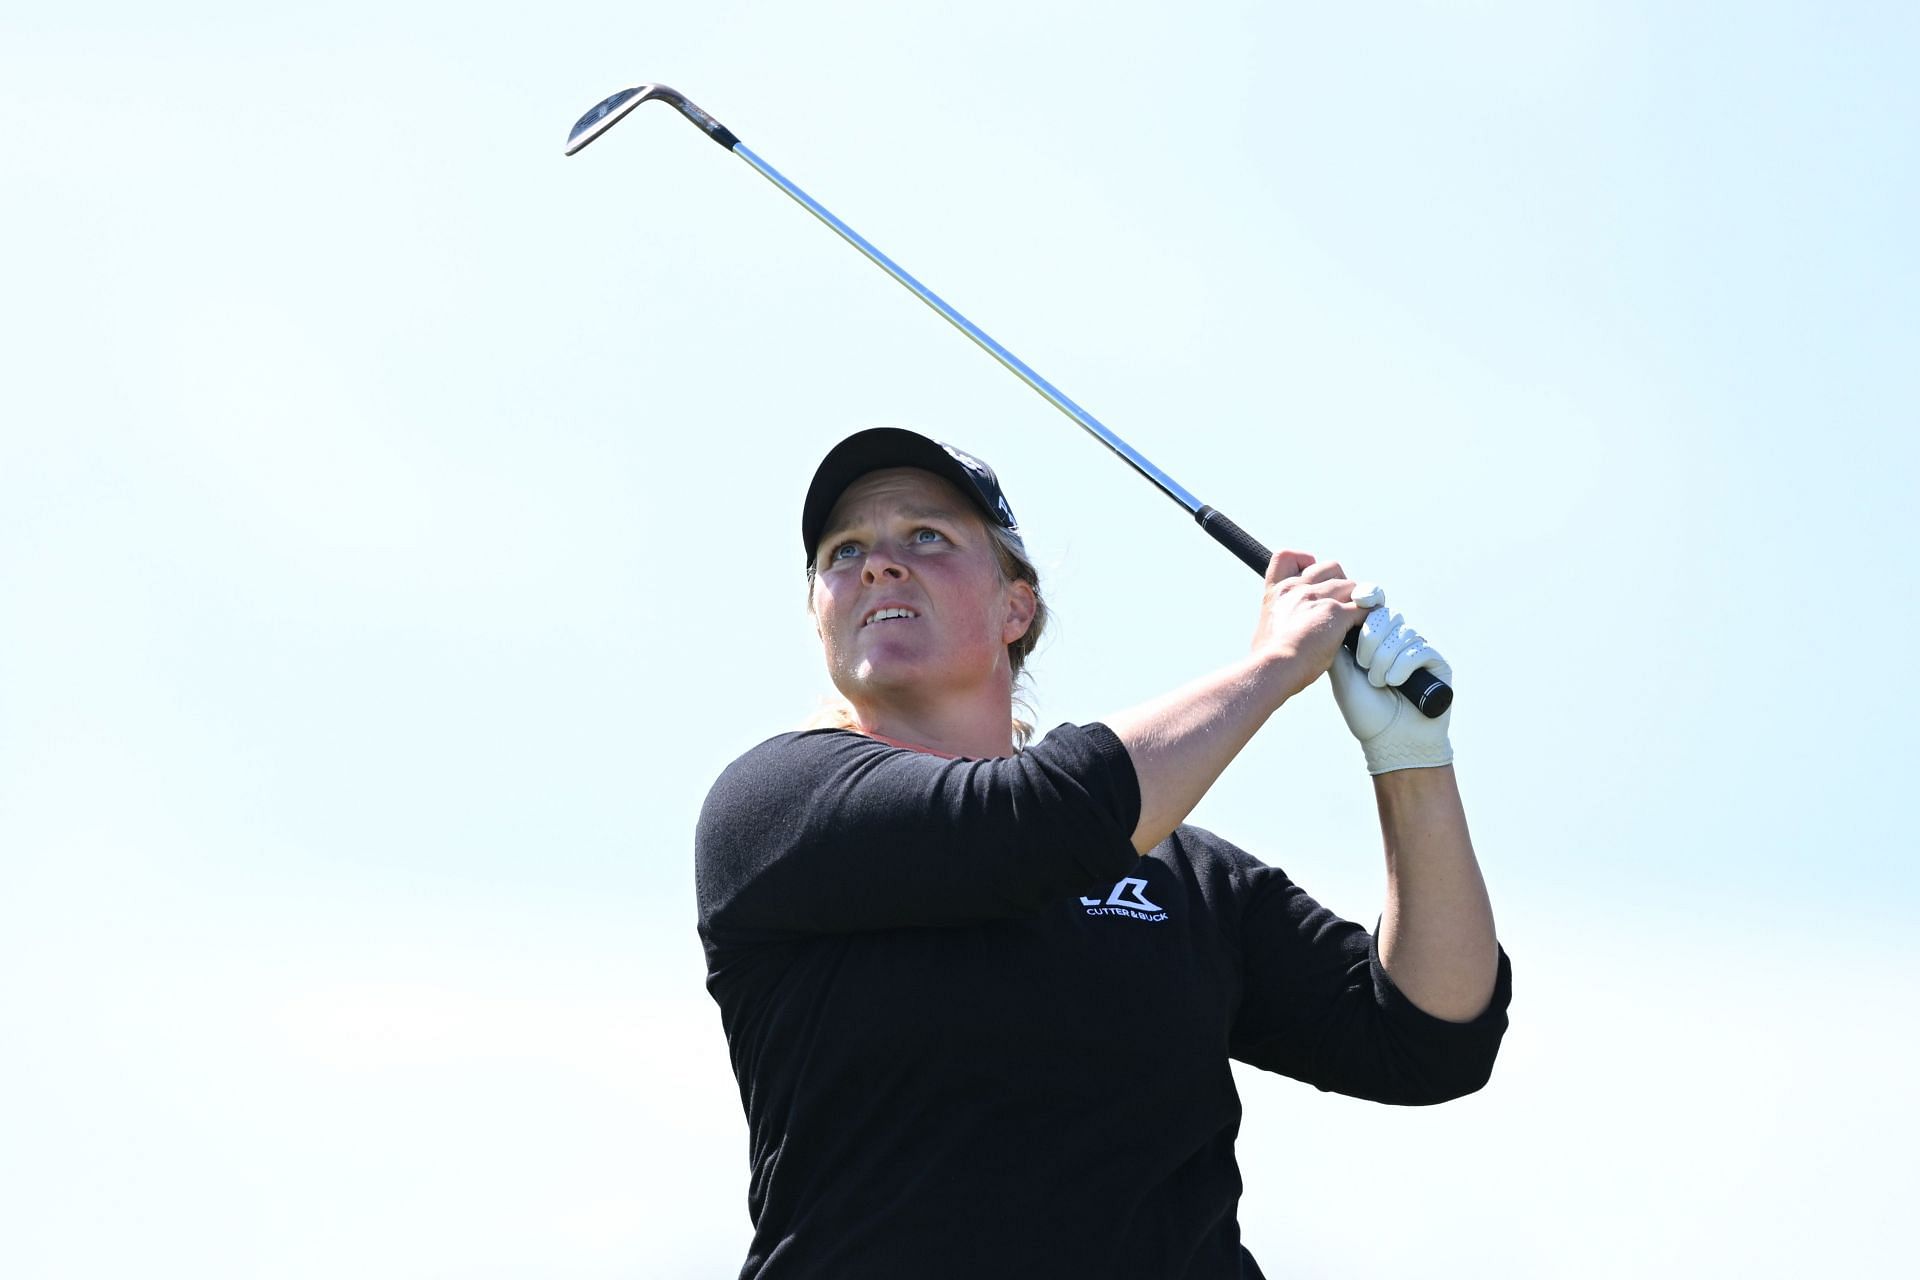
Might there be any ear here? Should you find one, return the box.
[1001,578,1037,645]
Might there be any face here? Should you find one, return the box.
[810,468,1036,709]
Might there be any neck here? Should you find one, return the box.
[848,690,1020,759]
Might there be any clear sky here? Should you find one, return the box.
[3,2,1914,1275]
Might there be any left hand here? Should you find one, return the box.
[1328,586,1455,775]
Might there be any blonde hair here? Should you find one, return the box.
[804,521,1049,750]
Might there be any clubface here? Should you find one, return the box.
[565,85,656,156]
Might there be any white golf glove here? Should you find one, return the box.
[1328,585,1454,775]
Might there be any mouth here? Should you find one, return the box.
[862,606,920,627]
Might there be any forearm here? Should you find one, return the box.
[1104,651,1298,853]
[1374,765,1499,1022]
[1099,549,1373,852]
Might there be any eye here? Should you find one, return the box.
[912,527,945,544]
[830,541,861,562]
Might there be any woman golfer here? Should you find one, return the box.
[696,427,1509,1279]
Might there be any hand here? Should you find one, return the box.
[1328,589,1455,774]
[1249,551,1371,702]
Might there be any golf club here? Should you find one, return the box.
[565,84,1452,717]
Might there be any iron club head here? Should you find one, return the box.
[564,83,739,156]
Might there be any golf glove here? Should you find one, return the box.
[1329,588,1454,774]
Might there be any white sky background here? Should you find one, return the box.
[2,1,1914,1275]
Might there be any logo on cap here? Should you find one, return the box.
[943,445,1019,534]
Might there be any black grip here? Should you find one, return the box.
[1193,505,1454,719]
[1196,505,1273,574]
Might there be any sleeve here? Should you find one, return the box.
[694,723,1142,938]
[1211,836,1513,1106]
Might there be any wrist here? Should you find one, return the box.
[1249,645,1319,710]
[1362,734,1454,776]
[1371,761,1458,796]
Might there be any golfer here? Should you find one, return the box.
[695,427,1510,1278]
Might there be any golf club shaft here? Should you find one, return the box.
[733,145,1206,517]
[573,87,1451,717]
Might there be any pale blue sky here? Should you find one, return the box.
[3,2,1914,1275]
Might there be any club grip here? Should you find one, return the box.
[1193,505,1454,719]
[1196,504,1274,574]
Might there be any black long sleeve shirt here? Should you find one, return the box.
[694,723,1512,1278]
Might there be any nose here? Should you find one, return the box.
[861,541,910,584]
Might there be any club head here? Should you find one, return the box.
[565,85,662,155]
[565,83,739,156]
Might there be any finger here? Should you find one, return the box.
[1367,616,1416,687]
[1352,582,1386,610]
[1296,559,1347,584]
[1382,635,1442,688]
[1353,607,1398,669]
[1264,549,1315,586]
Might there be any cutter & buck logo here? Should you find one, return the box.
[1080,876,1168,923]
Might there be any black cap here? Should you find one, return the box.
[802,427,1023,561]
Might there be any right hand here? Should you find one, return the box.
[1248,550,1371,701]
